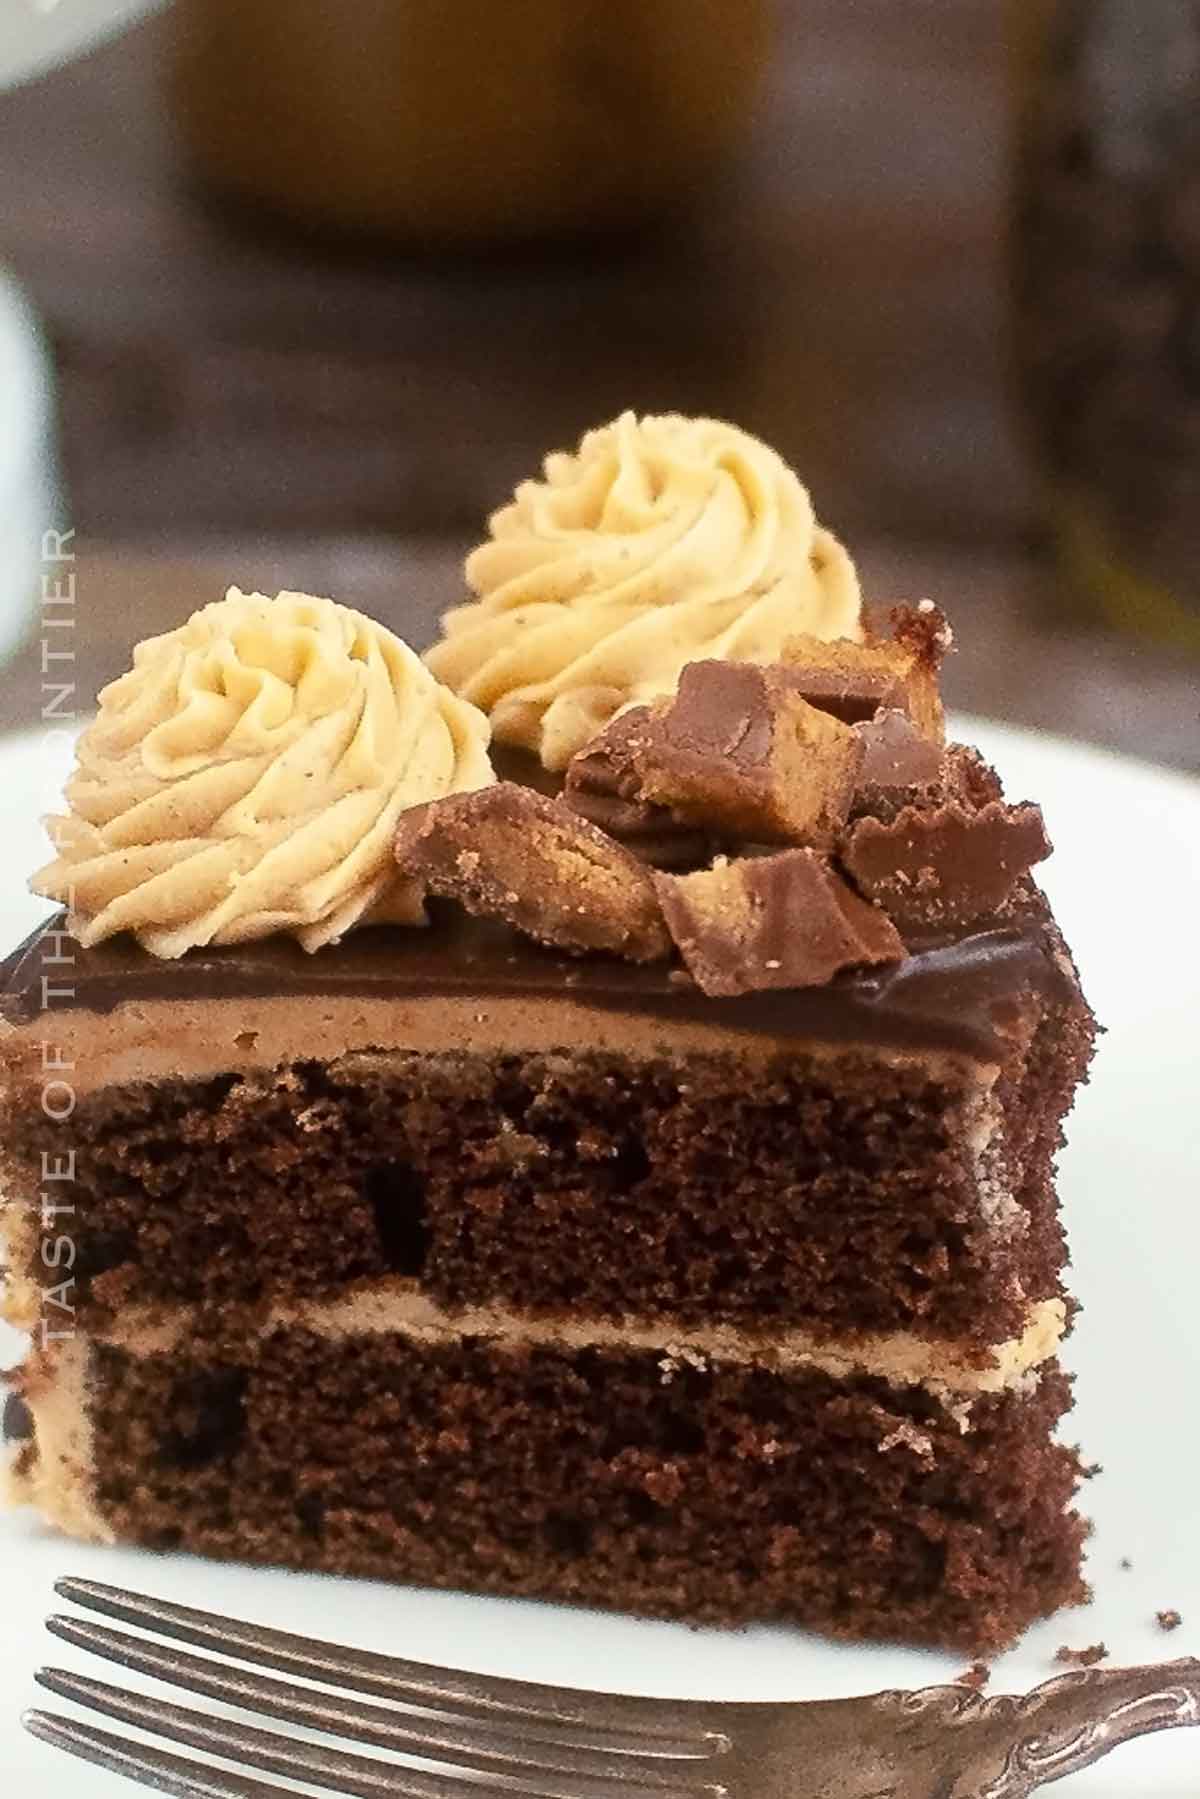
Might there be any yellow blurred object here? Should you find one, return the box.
[174,0,769,246]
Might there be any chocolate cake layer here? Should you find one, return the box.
[1,1021,1086,1343]
[33,1326,1086,1652]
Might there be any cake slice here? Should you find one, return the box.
[2,417,1096,1651]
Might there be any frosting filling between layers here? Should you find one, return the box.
[4,1291,1068,1546]
[58,1287,1069,1397]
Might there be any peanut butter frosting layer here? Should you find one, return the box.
[24,1288,1070,1400]
[0,902,1076,1072]
[31,589,494,957]
[426,412,863,769]
[1,1293,1068,1548]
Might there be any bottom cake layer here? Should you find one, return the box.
[7,1323,1088,1653]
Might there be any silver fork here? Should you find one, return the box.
[24,1577,1200,1799]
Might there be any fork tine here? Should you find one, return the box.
[55,1578,721,1750]
[46,1615,718,1791]
[23,1709,294,1799]
[37,1666,634,1799]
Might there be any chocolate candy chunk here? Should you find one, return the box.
[783,606,948,743]
[654,848,905,998]
[840,800,1052,931]
[568,663,863,850]
[563,709,714,871]
[850,725,1006,824]
[564,786,713,872]
[395,784,670,962]
[853,710,946,812]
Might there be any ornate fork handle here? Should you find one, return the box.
[859,1658,1200,1797]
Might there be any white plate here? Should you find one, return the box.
[0,1,165,94]
[1,716,1198,1795]
[0,268,59,667]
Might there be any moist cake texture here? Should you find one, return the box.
[0,902,1083,1349]
[1,418,1097,1652]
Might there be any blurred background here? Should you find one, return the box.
[0,0,1196,765]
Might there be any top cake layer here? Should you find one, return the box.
[0,890,1089,1348]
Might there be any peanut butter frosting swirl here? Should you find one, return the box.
[426,411,863,769]
[32,588,495,957]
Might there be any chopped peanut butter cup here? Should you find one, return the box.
[840,800,1052,931]
[565,662,862,855]
[654,848,906,998]
[782,602,950,742]
[563,708,715,871]
[395,783,671,962]
[851,709,947,812]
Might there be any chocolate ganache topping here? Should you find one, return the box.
[1,907,1072,1062]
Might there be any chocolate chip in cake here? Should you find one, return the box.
[654,848,905,998]
[395,784,671,962]
[839,800,1052,932]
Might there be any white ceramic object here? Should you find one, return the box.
[0,5,168,659]
[0,268,58,668]
[0,717,1197,1795]
[0,0,164,93]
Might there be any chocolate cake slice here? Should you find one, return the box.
[1,419,1097,1652]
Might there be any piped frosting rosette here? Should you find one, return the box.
[32,588,494,956]
[426,411,863,769]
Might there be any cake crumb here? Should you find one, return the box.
[878,1421,934,1462]
[955,1662,991,1691]
[657,1346,709,1384]
[1054,1642,1108,1667]
[1119,1557,1133,1570]
[1156,1609,1183,1632]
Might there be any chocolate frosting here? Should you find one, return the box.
[1,903,1074,1061]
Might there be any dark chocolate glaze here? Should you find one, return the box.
[1,901,1074,1060]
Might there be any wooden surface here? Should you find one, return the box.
[0,3,1196,769]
